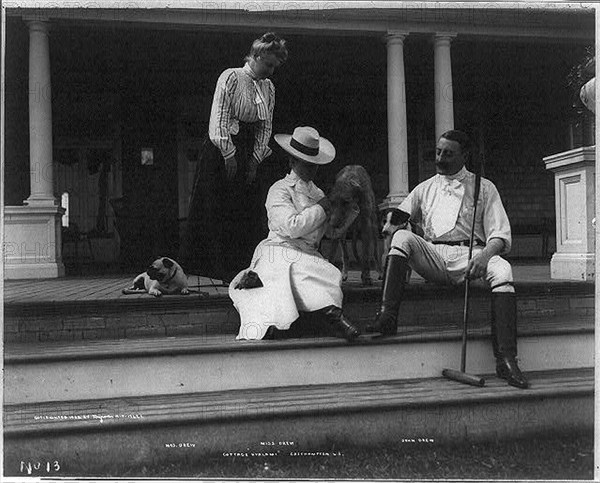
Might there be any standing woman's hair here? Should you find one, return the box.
[246,32,289,63]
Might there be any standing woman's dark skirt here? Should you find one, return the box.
[179,122,266,282]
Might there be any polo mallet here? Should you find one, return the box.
[442,172,485,387]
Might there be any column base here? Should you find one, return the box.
[4,205,65,280]
[24,195,60,207]
[550,252,595,281]
[378,194,409,212]
[4,262,65,280]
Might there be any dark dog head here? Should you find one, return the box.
[146,257,175,282]
[328,177,361,234]
[235,270,264,290]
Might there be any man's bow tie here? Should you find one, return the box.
[441,177,462,190]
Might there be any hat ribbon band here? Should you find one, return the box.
[290,137,319,156]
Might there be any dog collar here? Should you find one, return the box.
[162,266,178,284]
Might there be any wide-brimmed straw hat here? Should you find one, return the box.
[274,126,335,165]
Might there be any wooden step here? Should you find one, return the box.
[4,315,593,404]
[4,312,593,364]
[3,368,593,477]
[5,368,592,435]
[4,276,594,343]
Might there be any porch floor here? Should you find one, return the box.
[2,263,592,305]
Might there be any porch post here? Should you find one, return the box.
[26,19,57,206]
[544,147,595,281]
[380,31,410,210]
[4,18,65,279]
[434,33,456,140]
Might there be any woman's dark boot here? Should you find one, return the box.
[366,255,409,336]
[491,292,529,389]
[321,306,360,342]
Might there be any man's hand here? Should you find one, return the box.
[465,238,505,280]
[246,158,259,185]
[225,156,237,180]
[465,251,490,280]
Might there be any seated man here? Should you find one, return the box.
[229,126,361,342]
[367,130,529,389]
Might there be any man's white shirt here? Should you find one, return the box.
[398,166,512,253]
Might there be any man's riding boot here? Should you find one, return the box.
[322,306,361,342]
[366,255,409,336]
[491,292,529,389]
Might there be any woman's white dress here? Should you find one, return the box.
[229,171,343,340]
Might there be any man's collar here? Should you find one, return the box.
[438,166,468,182]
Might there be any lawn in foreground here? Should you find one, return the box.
[118,431,593,480]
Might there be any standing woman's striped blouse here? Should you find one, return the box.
[209,63,275,164]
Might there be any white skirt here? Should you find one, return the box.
[229,240,343,340]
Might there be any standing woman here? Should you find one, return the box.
[180,32,288,283]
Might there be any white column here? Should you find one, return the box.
[381,31,410,210]
[434,33,456,141]
[4,18,64,279]
[26,19,57,206]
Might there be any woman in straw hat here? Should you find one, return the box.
[229,126,361,342]
[179,32,288,283]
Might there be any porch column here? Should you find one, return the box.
[434,33,456,140]
[26,20,56,206]
[381,31,410,210]
[4,18,65,279]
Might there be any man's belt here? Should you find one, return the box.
[432,239,486,247]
